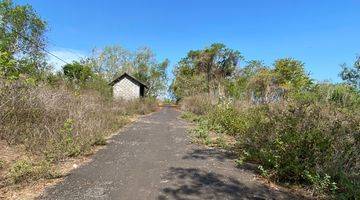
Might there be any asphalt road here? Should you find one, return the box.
[39,107,300,200]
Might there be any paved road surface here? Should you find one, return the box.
[40,107,300,200]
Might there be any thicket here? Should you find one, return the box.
[175,44,360,199]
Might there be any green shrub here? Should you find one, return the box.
[208,105,245,135]
[9,160,34,184]
[0,159,4,169]
[182,85,360,198]
[190,118,211,144]
[180,112,202,123]
[8,159,59,184]
[237,100,358,197]
[215,135,228,149]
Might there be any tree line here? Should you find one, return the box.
[170,43,359,102]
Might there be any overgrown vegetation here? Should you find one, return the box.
[174,44,360,199]
[0,0,160,191]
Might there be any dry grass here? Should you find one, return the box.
[0,79,157,193]
[179,94,215,115]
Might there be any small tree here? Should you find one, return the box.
[273,58,312,92]
[0,0,48,79]
[63,62,93,83]
[340,56,360,90]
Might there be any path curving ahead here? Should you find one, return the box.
[40,107,300,200]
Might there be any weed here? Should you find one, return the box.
[258,165,269,178]
[9,160,34,184]
[92,135,107,146]
[0,159,4,169]
[235,158,244,167]
[215,136,228,149]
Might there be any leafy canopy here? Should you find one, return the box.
[63,61,93,83]
[83,45,169,97]
[0,0,47,79]
[171,43,242,100]
[340,56,360,89]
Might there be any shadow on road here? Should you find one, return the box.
[157,167,295,200]
[182,148,237,162]
[158,167,248,200]
[159,148,301,199]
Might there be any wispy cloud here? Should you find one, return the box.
[47,48,87,71]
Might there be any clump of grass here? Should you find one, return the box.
[92,135,107,146]
[180,112,202,122]
[215,135,228,149]
[8,159,59,184]
[0,159,4,169]
[9,160,33,184]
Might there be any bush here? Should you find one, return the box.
[236,100,357,196]
[9,160,34,184]
[8,159,58,184]
[182,85,360,198]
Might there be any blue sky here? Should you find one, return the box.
[16,0,360,82]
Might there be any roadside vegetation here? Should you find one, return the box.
[0,0,163,197]
[171,44,360,199]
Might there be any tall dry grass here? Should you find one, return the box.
[0,79,157,162]
[179,94,215,115]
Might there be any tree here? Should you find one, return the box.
[273,58,312,92]
[340,56,360,89]
[0,0,47,79]
[83,46,132,81]
[132,47,169,97]
[226,60,268,100]
[83,45,169,97]
[171,63,207,101]
[170,43,242,100]
[63,61,93,83]
[190,43,242,93]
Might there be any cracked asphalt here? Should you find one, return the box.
[39,107,301,200]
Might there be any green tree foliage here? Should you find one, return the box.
[63,61,93,83]
[172,49,313,103]
[273,58,312,92]
[131,47,169,97]
[340,55,360,89]
[84,46,132,81]
[226,60,268,100]
[0,0,47,79]
[83,46,168,97]
[171,43,242,101]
